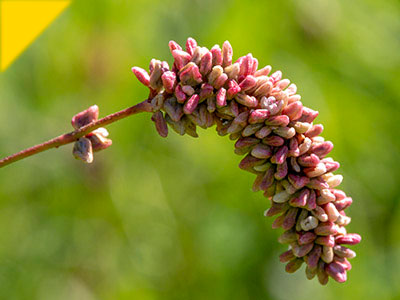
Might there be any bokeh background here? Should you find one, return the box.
[1,0,400,299]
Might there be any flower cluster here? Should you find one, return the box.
[131,38,361,284]
[71,105,112,163]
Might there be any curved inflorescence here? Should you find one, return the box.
[131,37,361,284]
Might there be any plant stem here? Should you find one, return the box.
[0,100,153,168]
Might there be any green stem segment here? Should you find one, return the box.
[0,100,153,168]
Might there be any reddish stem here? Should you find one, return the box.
[0,100,153,168]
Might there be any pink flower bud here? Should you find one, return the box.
[183,94,200,114]
[314,222,338,236]
[334,197,353,211]
[213,73,228,89]
[199,51,213,75]
[273,127,296,139]
[313,206,328,222]
[222,40,233,67]
[238,75,257,91]
[275,161,288,180]
[306,190,317,211]
[315,235,335,247]
[251,144,272,159]
[255,126,272,139]
[323,159,340,172]
[168,40,182,52]
[235,137,259,150]
[71,105,99,129]
[298,137,312,155]
[179,62,202,85]
[199,83,214,100]
[175,85,187,103]
[282,101,303,120]
[307,245,322,269]
[260,168,275,190]
[325,262,347,283]
[254,65,272,77]
[226,79,241,98]
[249,109,270,124]
[335,233,361,245]
[265,115,290,127]
[310,141,334,158]
[298,232,317,245]
[334,245,356,259]
[235,93,258,108]
[324,202,340,222]
[172,49,191,70]
[307,177,330,190]
[266,202,289,217]
[185,37,197,56]
[161,71,176,93]
[305,124,324,138]
[298,154,320,167]
[254,82,273,97]
[269,70,282,84]
[288,174,310,190]
[298,107,319,123]
[282,207,298,230]
[263,135,284,147]
[271,146,288,164]
[239,154,265,170]
[279,250,296,262]
[210,45,223,66]
[304,162,327,178]
[131,67,150,87]
[292,242,313,257]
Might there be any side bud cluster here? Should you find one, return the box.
[131,38,360,284]
[71,105,112,163]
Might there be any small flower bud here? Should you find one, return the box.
[285,258,303,273]
[298,107,319,123]
[251,144,272,159]
[272,190,291,203]
[310,141,334,158]
[172,49,191,70]
[282,101,303,120]
[305,124,324,138]
[315,235,335,247]
[265,115,290,127]
[279,250,296,262]
[71,105,99,129]
[238,75,257,91]
[321,246,334,263]
[131,67,150,87]
[161,71,177,93]
[185,37,197,56]
[325,262,347,283]
[222,40,233,67]
[151,111,168,138]
[184,94,200,114]
[335,233,361,245]
[334,246,356,259]
[210,45,223,66]
[314,222,338,236]
[235,93,258,108]
[73,137,93,163]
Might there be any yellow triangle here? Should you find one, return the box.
[1,0,71,71]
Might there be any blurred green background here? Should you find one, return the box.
[1,0,399,299]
